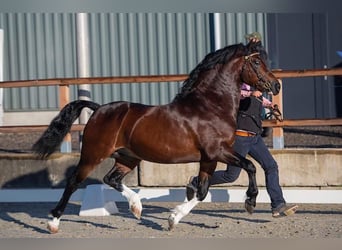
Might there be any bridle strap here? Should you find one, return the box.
[244,52,260,60]
[242,52,272,90]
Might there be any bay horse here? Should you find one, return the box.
[32,41,280,233]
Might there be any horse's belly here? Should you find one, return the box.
[129,139,201,164]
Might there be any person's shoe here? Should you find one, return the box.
[185,176,197,201]
[272,204,299,218]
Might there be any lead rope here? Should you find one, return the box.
[255,96,283,122]
[265,104,283,122]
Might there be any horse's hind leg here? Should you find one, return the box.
[47,139,113,233]
[47,161,98,233]
[103,154,142,219]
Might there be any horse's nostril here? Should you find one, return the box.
[275,82,281,92]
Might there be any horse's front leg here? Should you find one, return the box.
[168,162,216,230]
[103,159,142,219]
[121,184,143,219]
[168,197,200,230]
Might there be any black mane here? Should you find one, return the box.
[176,43,247,99]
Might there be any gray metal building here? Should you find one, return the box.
[1,12,341,120]
[0,13,267,111]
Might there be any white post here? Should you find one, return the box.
[213,13,221,50]
[76,13,91,148]
[0,29,4,126]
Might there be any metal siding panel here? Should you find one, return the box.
[156,14,168,104]
[127,14,141,103]
[235,13,245,43]
[62,14,77,78]
[25,14,36,79]
[89,13,105,103]
[43,14,55,77]
[136,14,149,104]
[175,13,187,73]
[225,13,237,44]
[35,14,48,79]
[7,14,19,79]
[39,14,53,109]
[165,14,179,97]
[146,14,159,105]
[109,14,122,103]
[119,14,131,102]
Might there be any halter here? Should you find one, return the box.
[242,52,272,90]
[244,52,260,60]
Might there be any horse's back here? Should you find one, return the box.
[84,101,151,137]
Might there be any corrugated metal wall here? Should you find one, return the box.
[86,13,212,105]
[0,13,77,111]
[0,13,267,111]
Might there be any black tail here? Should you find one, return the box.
[32,100,101,159]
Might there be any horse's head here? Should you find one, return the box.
[240,42,280,95]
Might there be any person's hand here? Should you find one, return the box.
[251,90,262,97]
[249,38,260,43]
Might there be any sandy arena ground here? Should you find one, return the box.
[0,201,341,238]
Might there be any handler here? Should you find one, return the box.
[186,82,298,218]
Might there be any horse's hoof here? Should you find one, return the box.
[168,214,176,231]
[130,205,142,219]
[47,221,59,234]
[244,199,255,214]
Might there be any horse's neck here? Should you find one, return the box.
[214,82,241,114]
[189,79,241,113]
[201,71,241,103]
[203,66,242,116]
[175,61,243,112]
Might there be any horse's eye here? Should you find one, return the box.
[254,59,260,66]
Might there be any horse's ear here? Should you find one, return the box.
[247,40,263,53]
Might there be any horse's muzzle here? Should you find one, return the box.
[270,81,281,95]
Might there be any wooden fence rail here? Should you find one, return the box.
[1,118,341,134]
[1,68,342,88]
[0,67,342,149]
